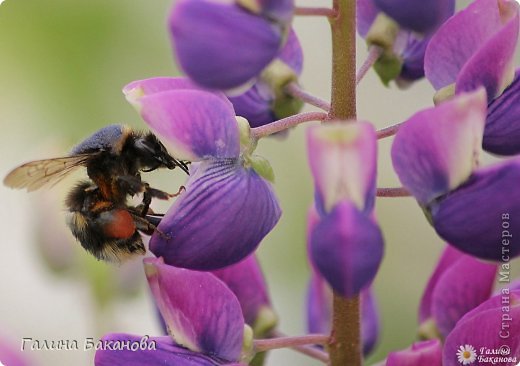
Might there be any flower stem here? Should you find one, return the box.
[377,187,411,197]
[250,112,327,139]
[253,334,329,353]
[328,1,362,366]
[357,46,382,85]
[294,6,337,17]
[292,344,330,363]
[376,121,404,139]
[285,82,331,111]
[328,0,356,121]
[270,331,329,363]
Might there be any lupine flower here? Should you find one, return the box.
[305,205,379,355]
[357,0,454,85]
[124,77,281,270]
[95,258,251,366]
[425,0,520,155]
[212,254,278,337]
[418,246,498,338]
[227,29,303,128]
[392,88,520,260]
[306,122,384,297]
[443,290,520,366]
[385,339,443,366]
[169,0,293,89]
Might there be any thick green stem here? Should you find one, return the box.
[328,1,362,366]
[328,0,356,121]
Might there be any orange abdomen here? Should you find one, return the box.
[99,209,136,239]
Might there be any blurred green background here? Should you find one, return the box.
[0,0,518,365]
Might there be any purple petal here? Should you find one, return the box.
[212,255,276,334]
[387,340,443,366]
[432,157,520,260]
[391,90,486,205]
[425,0,519,91]
[430,254,497,337]
[484,69,520,155]
[398,35,429,82]
[361,288,380,355]
[169,0,283,89]
[228,82,276,128]
[95,334,232,366]
[419,245,464,323]
[278,28,303,75]
[374,0,454,33]
[0,336,31,366]
[306,270,333,335]
[310,201,384,297]
[260,0,294,24]
[239,0,294,24]
[124,77,234,107]
[306,272,379,355]
[357,0,379,38]
[307,122,377,214]
[443,291,520,366]
[125,77,200,94]
[455,4,519,101]
[144,259,244,361]
[150,161,281,270]
[128,86,239,161]
[227,29,303,128]
[458,289,520,326]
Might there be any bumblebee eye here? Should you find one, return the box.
[135,138,156,155]
[136,137,176,169]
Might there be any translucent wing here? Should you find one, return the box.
[3,154,96,191]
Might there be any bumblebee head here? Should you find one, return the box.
[134,132,178,171]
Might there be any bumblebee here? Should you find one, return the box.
[4,124,188,262]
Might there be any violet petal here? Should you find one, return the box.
[431,157,520,260]
[124,77,233,107]
[362,288,380,355]
[307,122,377,214]
[443,291,520,366]
[212,255,274,331]
[455,4,519,101]
[374,0,454,34]
[310,201,384,297]
[419,245,464,323]
[228,82,276,128]
[227,29,303,128]
[242,0,294,24]
[357,0,379,38]
[399,35,429,82]
[306,270,333,335]
[484,69,520,155]
[306,271,379,356]
[425,0,514,90]
[95,334,232,366]
[127,87,240,161]
[386,340,443,366]
[430,254,497,337]
[391,90,486,205]
[0,336,30,366]
[144,259,244,361]
[150,160,281,270]
[169,0,282,89]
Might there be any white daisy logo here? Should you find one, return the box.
[457,344,477,365]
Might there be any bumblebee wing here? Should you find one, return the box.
[3,154,96,191]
